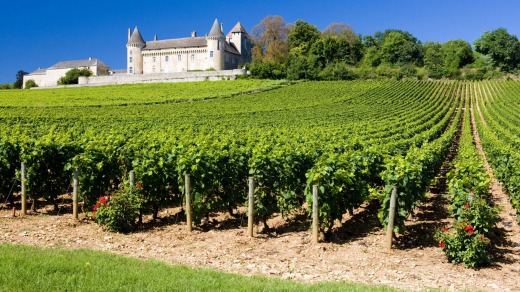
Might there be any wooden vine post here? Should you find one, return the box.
[312,185,319,244]
[185,174,192,232]
[386,186,398,250]
[129,170,135,186]
[21,162,27,215]
[72,169,79,220]
[247,177,255,237]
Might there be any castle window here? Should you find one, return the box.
[178,55,181,61]
[217,41,220,50]
[152,66,156,73]
[130,51,133,55]
[232,57,235,64]
[129,67,133,74]
[129,57,133,63]
[191,54,195,61]
[210,51,214,58]
[165,56,169,62]
[153,57,156,63]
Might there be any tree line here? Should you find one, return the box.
[246,16,520,81]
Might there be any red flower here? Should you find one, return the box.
[464,225,474,234]
[443,227,449,232]
[439,242,445,248]
[480,235,485,239]
[464,204,470,209]
[468,229,474,235]
[100,196,108,204]
[137,183,143,189]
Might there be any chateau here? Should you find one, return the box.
[23,19,252,88]
[127,19,253,74]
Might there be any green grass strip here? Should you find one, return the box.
[0,244,396,292]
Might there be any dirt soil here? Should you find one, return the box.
[1,193,519,292]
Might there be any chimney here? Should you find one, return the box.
[154,34,158,41]
[128,28,131,40]
[221,23,224,33]
[192,31,197,37]
[89,57,92,60]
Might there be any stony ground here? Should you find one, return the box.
[1,195,519,292]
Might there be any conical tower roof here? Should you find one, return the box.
[226,21,252,40]
[127,26,145,45]
[208,18,225,38]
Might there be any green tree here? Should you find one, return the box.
[13,70,28,89]
[442,40,474,68]
[0,84,12,90]
[424,42,444,79]
[287,19,321,54]
[379,30,423,66]
[474,28,520,72]
[57,68,93,85]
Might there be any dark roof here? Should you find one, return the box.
[143,37,207,50]
[28,68,47,75]
[226,22,252,40]
[128,27,145,45]
[48,58,109,70]
[208,18,225,38]
[225,42,241,55]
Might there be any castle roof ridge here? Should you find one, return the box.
[226,21,252,40]
[128,26,146,46]
[208,18,225,38]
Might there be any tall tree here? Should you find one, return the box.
[322,23,358,44]
[424,42,444,79]
[13,70,28,89]
[442,40,474,68]
[287,19,320,54]
[474,28,520,72]
[361,29,423,67]
[251,16,289,63]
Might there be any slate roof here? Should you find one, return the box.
[225,42,241,55]
[128,27,145,45]
[208,18,225,38]
[143,37,207,50]
[226,22,252,40]
[48,58,109,70]
[28,68,47,75]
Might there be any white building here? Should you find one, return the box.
[23,58,110,88]
[127,19,253,74]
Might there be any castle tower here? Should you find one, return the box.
[127,27,146,74]
[227,21,253,65]
[206,19,226,71]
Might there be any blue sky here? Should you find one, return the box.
[1,0,519,84]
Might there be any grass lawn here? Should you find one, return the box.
[0,244,396,291]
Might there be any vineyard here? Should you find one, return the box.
[1,79,520,287]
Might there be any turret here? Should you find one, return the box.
[206,19,226,70]
[227,21,253,64]
[126,26,146,74]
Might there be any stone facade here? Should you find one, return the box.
[127,19,253,74]
[23,58,110,88]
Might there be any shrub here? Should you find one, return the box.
[95,187,142,232]
[25,79,38,89]
[435,223,492,268]
[57,68,93,85]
